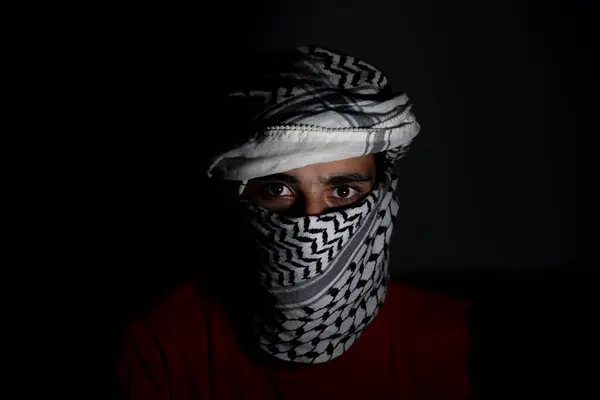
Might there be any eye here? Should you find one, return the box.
[330,186,360,199]
[261,183,293,198]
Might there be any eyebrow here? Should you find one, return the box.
[320,173,373,185]
[253,172,373,186]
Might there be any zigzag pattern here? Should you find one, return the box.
[224,47,416,364]
[248,190,379,289]
[255,187,396,363]
[247,149,402,364]
[310,47,387,89]
[230,46,391,124]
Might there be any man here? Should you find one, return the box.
[116,46,470,399]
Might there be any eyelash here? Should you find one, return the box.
[330,186,360,200]
[261,184,294,198]
[261,183,361,202]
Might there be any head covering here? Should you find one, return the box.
[206,46,420,364]
[206,45,419,184]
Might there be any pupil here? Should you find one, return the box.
[272,184,284,195]
[337,187,350,197]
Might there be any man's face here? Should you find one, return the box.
[241,155,376,216]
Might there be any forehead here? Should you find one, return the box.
[284,155,375,177]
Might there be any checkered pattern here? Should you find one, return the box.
[207,46,420,182]
[207,46,420,363]
[243,147,406,363]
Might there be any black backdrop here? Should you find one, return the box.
[83,1,597,398]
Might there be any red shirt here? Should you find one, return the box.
[116,280,470,399]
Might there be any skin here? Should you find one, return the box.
[241,154,376,216]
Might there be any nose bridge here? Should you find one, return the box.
[304,199,328,215]
[298,186,328,216]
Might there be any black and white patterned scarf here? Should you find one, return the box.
[206,46,420,363]
[242,146,406,363]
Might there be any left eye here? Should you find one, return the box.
[330,186,359,199]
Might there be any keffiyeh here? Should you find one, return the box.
[243,146,405,363]
[206,46,420,363]
[207,46,419,182]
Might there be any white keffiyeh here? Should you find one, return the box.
[206,46,420,363]
[206,46,419,183]
[242,146,404,363]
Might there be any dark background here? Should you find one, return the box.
[87,1,597,398]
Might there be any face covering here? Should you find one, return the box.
[206,46,421,363]
[241,146,406,364]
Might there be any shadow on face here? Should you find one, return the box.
[241,154,377,216]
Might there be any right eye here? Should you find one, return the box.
[261,183,293,198]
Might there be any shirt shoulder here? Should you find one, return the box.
[116,281,214,399]
[383,280,471,400]
[383,281,470,371]
[124,281,210,341]
[386,279,469,320]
